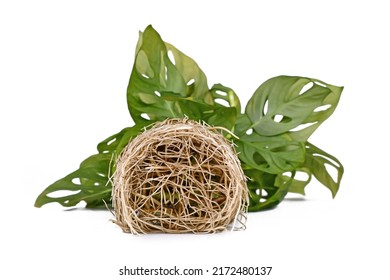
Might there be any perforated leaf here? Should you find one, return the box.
[127,25,212,123]
[236,132,305,174]
[245,76,343,141]
[284,168,312,195]
[234,113,305,175]
[126,25,239,130]
[210,83,241,114]
[304,142,344,197]
[34,126,142,208]
[245,169,291,211]
[34,155,112,208]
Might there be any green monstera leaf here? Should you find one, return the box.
[34,125,143,208]
[232,76,343,210]
[244,169,293,211]
[245,76,343,142]
[236,132,305,174]
[303,142,344,197]
[126,25,240,130]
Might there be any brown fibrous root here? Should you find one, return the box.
[112,118,248,234]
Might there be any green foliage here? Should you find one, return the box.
[35,25,344,211]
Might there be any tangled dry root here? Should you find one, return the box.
[112,118,248,234]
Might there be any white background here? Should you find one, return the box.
[1,0,389,279]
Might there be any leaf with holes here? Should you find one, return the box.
[153,94,238,130]
[284,168,312,195]
[34,154,112,208]
[234,114,305,175]
[236,132,305,174]
[245,169,292,211]
[127,25,211,123]
[303,142,344,197]
[34,126,143,208]
[210,83,241,114]
[245,75,343,142]
[126,25,240,129]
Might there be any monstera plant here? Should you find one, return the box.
[35,25,343,212]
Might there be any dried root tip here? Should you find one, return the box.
[112,118,248,234]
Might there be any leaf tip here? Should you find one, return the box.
[33,201,41,208]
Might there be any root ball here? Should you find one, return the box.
[112,118,248,234]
